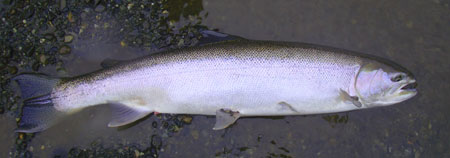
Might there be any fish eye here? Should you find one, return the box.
[391,74,404,82]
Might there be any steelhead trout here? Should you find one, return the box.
[14,40,417,133]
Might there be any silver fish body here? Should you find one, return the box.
[15,40,417,132]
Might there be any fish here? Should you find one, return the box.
[13,39,417,133]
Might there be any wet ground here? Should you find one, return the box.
[1,0,449,157]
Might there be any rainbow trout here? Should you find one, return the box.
[14,40,417,133]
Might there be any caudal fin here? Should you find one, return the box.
[13,73,65,133]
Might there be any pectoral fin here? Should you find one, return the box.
[108,103,152,127]
[278,101,299,113]
[339,89,362,108]
[213,109,240,130]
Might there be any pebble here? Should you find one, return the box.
[8,66,17,74]
[39,54,47,64]
[191,130,199,139]
[68,12,75,23]
[95,5,106,12]
[58,45,71,54]
[64,35,74,43]
[151,135,162,149]
[120,41,127,47]
[181,115,193,124]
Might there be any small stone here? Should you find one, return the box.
[191,130,199,139]
[64,35,74,43]
[95,5,106,12]
[415,150,421,158]
[59,45,71,54]
[68,12,75,23]
[329,138,337,145]
[181,115,193,124]
[127,3,134,10]
[44,33,56,41]
[60,0,66,10]
[120,41,127,47]
[177,39,184,47]
[32,62,40,71]
[39,54,47,64]
[8,66,17,74]
[0,62,6,70]
[406,21,414,28]
[151,135,162,149]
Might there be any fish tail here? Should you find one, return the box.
[13,73,65,133]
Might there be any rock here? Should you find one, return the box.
[151,135,162,149]
[60,0,66,10]
[39,54,47,64]
[64,35,74,43]
[191,130,199,139]
[181,115,193,124]
[68,11,76,23]
[120,41,127,47]
[8,66,17,74]
[0,62,6,70]
[95,5,106,12]
[32,62,40,71]
[59,45,71,54]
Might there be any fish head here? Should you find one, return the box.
[354,62,417,107]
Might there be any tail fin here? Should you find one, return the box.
[13,73,65,133]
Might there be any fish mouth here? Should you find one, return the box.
[401,82,418,91]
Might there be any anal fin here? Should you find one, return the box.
[108,103,152,127]
[213,109,240,130]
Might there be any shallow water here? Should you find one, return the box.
[2,0,450,157]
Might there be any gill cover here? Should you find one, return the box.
[354,63,417,107]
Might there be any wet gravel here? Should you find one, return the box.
[0,0,206,157]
